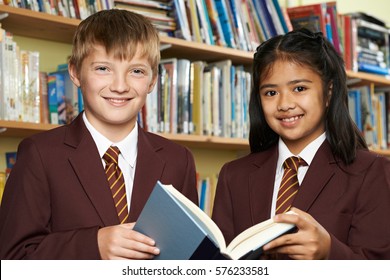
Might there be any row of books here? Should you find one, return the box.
[347,85,390,150]
[0,26,82,124]
[281,2,390,76]
[340,13,390,76]
[139,59,251,139]
[2,0,114,20]
[197,173,217,217]
[0,28,42,123]
[1,29,251,139]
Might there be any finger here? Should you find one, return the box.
[126,238,160,255]
[262,231,296,251]
[127,229,157,246]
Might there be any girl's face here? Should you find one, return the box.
[259,60,330,154]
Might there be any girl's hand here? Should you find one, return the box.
[262,207,331,260]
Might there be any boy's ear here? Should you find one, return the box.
[148,75,158,93]
[68,64,81,87]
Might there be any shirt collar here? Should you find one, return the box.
[277,132,326,173]
[83,112,138,167]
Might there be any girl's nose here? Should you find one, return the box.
[277,92,296,111]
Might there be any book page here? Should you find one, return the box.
[227,221,295,260]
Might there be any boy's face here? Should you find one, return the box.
[259,60,329,154]
[70,44,156,141]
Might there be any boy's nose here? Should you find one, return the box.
[110,75,130,93]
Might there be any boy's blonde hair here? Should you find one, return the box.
[69,9,160,78]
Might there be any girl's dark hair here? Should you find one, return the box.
[249,28,367,164]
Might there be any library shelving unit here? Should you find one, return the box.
[0,4,389,157]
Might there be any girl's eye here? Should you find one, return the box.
[294,86,306,92]
[264,90,277,96]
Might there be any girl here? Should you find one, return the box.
[212,29,390,259]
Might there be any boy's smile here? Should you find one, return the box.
[259,60,328,154]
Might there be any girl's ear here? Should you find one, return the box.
[68,64,81,88]
[326,83,333,107]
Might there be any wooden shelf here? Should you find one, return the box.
[0,120,59,138]
[346,70,390,87]
[0,120,249,151]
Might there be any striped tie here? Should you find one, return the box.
[103,146,128,224]
[276,156,307,214]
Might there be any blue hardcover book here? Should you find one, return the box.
[214,0,236,48]
[271,0,289,33]
[256,0,278,38]
[348,89,362,131]
[358,63,390,76]
[134,180,296,260]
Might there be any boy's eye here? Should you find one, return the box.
[132,69,144,74]
[96,66,108,71]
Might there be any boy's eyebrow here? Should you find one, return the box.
[259,79,313,90]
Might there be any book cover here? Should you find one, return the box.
[134,180,296,260]
[348,89,362,131]
[159,58,178,133]
[205,0,227,47]
[190,61,206,135]
[177,59,191,134]
[287,2,327,34]
[172,0,192,41]
[214,0,236,48]
[47,74,59,125]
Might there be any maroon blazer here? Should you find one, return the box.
[0,114,198,259]
[212,141,390,259]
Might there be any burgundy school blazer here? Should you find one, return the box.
[212,141,390,259]
[0,114,198,259]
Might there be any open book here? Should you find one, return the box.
[134,181,296,260]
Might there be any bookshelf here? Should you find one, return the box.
[0,4,389,173]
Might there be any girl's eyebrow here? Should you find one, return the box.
[260,79,313,90]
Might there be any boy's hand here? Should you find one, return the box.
[97,222,160,260]
[262,207,330,260]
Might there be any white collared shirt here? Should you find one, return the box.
[270,133,326,217]
[83,113,138,210]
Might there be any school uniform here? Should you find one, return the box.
[0,113,198,259]
[212,139,390,259]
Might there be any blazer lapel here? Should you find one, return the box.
[249,145,279,224]
[64,114,119,226]
[129,127,165,222]
[293,141,337,212]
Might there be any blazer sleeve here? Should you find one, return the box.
[328,155,390,260]
[0,138,101,260]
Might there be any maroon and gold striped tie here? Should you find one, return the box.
[103,146,128,224]
[276,156,307,214]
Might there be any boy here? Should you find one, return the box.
[0,9,198,259]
